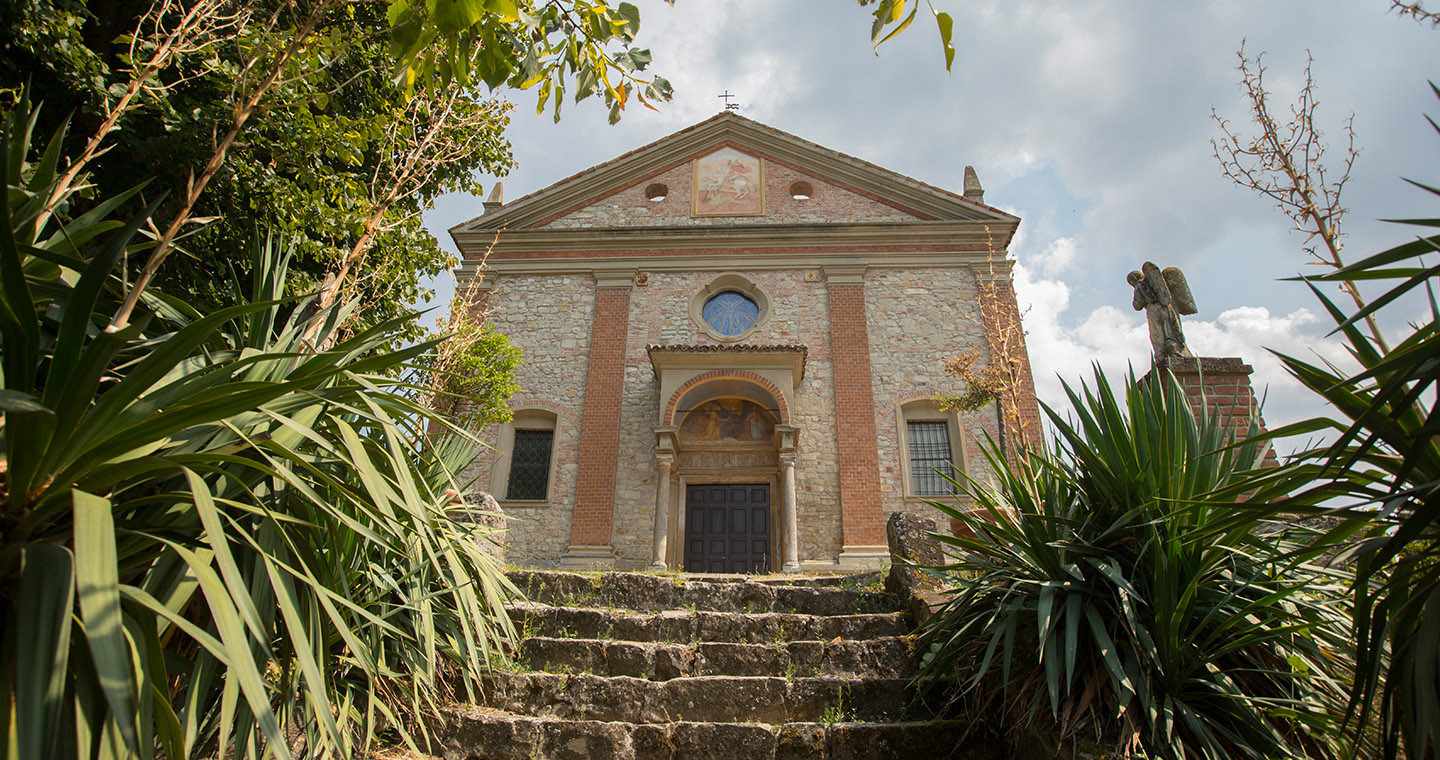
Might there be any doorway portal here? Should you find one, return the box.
[683,484,770,573]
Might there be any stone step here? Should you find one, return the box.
[509,603,909,645]
[690,571,884,589]
[436,709,999,760]
[474,672,921,725]
[518,636,917,680]
[508,570,896,616]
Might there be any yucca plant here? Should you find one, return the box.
[915,368,1357,759]
[1249,93,1440,759]
[1,92,516,759]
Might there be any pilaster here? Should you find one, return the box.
[563,271,635,568]
[823,265,887,560]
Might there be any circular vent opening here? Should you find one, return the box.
[645,182,669,202]
[789,180,814,200]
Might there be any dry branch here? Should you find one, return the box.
[1211,44,1388,351]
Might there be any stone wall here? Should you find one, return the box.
[612,269,843,567]
[470,262,1011,568]
[542,160,919,229]
[865,267,993,520]
[463,274,594,567]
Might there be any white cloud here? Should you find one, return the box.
[1035,236,1078,279]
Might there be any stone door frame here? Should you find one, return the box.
[646,347,805,573]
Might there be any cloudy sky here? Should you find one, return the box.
[422,1,1439,441]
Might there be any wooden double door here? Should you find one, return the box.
[683,484,770,574]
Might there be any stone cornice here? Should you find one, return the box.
[453,219,1017,258]
[450,112,1019,236]
[456,249,1011,283]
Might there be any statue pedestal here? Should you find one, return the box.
[1144,356,1279,468]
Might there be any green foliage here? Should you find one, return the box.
[0,0,671,344]
[859,0,957,71]
[387,0,673,123]
[1,0,510,340]
[916,368,1356,760]
[0,95,516,759]
[1240,85,1440,760]
[431,309,523,428]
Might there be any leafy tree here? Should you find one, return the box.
[428,279,523,428]
[0,0,670,341]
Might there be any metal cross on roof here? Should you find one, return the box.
[719,90,741,111]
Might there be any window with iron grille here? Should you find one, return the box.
[907,420,956,495]
[506,429,553,501]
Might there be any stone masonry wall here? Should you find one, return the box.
[467,264,1002,566]
[866,267,994,521]
[463,274,594,567]
[612,270,843,568]
[542,160,919,229]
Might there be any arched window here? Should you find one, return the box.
[491,409,559,503]
[897,400,965,498]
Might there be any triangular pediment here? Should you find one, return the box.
[450,112,1017,238]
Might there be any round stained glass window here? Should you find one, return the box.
[701,291,760,337]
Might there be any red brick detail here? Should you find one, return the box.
[827,282,886,547]
[569,286,632,547]
[663,371,791,426]
[978,278,1043,452]
[1149,357,1280,468]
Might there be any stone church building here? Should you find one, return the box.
[451,112,1039,573]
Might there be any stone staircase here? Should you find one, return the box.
[432,569,997,760]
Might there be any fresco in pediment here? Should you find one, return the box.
[692,147,765,217]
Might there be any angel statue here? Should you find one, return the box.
[1126,262,1197,365]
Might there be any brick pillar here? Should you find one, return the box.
[1148,356,1279,468]
[973,263,1042,450]
[825,266,887,568]
[562,272,633,568]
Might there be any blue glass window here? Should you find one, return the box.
[702,291,760,337]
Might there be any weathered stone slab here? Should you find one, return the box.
[885,512,957,626]
[520,636,917,681]
[697,639,916,679]
[809,613,910,642]
[475,673,919,725]
[438,707,543,760]
[775,722,827,760]
[885,512,947,595]
[670,722,777,759]
[510,604,908,645]
[772,585,895,616]
[752,572,881,588]
[509,570,603,606]
[537,719,632,760]
[660,677,790,723]
[783,677,916,724]
[508,570,897,616]
[436,712,998,760]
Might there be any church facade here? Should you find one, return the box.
[450,112,1039,572]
